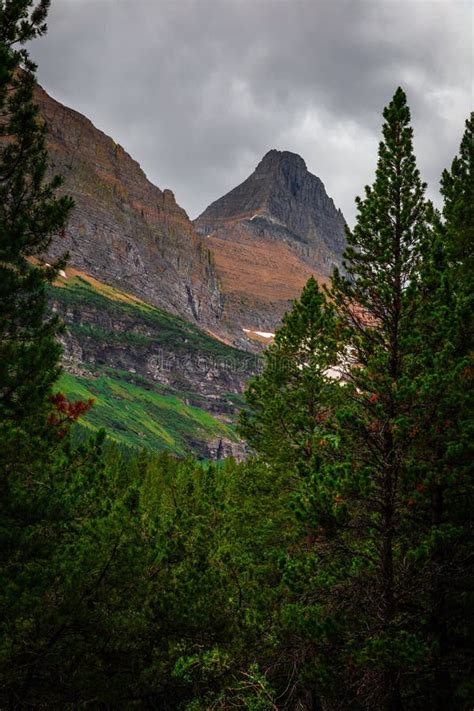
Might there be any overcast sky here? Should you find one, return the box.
[31,0,472,226]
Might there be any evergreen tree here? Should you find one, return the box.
[402,114,474,707]
[0,4,124,704]
[238,280,350,707]
[268,90,473,709]
[0,2,72,411]
[240,276,340,475]
[440,112,474,285]
[241,89,462,709]
[0,0,74,477]
[289,87,468,709]
[325,87,435,707]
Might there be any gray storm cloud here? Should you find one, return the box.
[31,0,472,226]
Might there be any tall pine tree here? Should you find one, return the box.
[0,0,73,439]
[403,113,474,707]
[274,90,472,709]
[0,4,118,705]
[326,86,435,708]
[240,88,473,709]
[440,112,473,286]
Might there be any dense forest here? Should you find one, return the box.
[1,2,473,709]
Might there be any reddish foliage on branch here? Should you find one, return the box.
[48,392,95,437]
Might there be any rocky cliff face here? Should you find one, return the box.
[35,84,224,327]
[195,149,346,334]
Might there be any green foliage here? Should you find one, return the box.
[0,4,125,706]
[239,276,340,473]
[0,0,73,427]
[307,88,443,707]
[403,113,474,708]
[440,112,474,283]
[239,89,474,709]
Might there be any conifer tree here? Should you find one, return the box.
[0,4,116,704]
[239,276,339,474]
[280,91,473,709]
[441,112,473,285]
[0,0,73,438]
[403,114,474,707]
[318,87,437,708]
[238,279,346,707]
[241,88,441,708]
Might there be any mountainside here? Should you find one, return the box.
[35,84,224,329]
[49,271,256,458]
[36,84,347,343]
[29,86,349,456]
[30,84,259,458]
[195,149,346,332]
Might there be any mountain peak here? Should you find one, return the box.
[195,149,320,226]
[256,148,307,174]
[195,149,337,239]
[194,150,347,334]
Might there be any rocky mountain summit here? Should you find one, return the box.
[194,149,347,333]
[35,84,223,329]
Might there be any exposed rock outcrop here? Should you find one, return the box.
[49,271,258,457]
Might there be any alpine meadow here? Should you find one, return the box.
[0,1,472,709]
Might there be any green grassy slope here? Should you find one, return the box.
[58,371,237,455]
[50,274,253,457]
